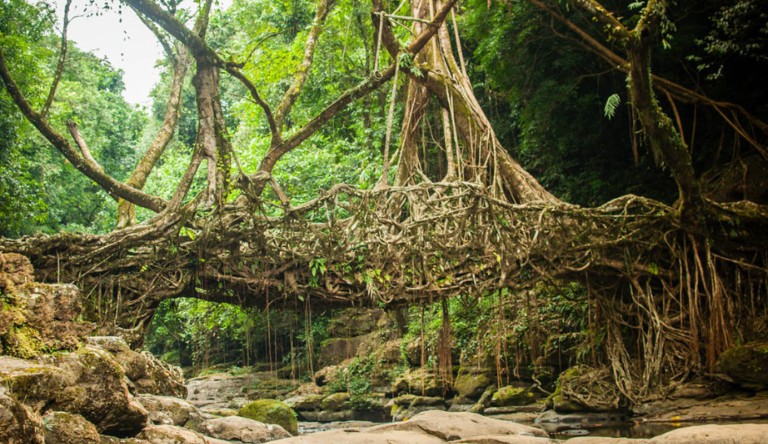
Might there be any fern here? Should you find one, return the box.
[604,93,621,120]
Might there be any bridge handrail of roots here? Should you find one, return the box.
[2,181,680,307]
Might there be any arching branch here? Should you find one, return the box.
[41,0,72,119]
[117,45,191,227]
[0,48,167,213]
[273,0,335,130]
[243,0,460,197]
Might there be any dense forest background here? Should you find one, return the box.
[2,0,767,377]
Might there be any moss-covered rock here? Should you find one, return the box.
[390,394,446,421]
[0,278,92,358]
[318,335,372,368]
[326,308,385,338]
[51,346,148,436]
[392,367,445,397]
[453,366,493,402]
[0,386,45,444]
[715,342,768,389]
[490,385,536,407]
[87,336,186,398]
[238,399,298,436]
[285,393,326,411]
[42,411,100,444]
[0,253,34,293]
[0,357,70,412]
[320,392,350,411]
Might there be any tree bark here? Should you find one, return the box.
[117,48,190,228]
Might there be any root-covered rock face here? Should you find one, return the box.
[0,252,94,357]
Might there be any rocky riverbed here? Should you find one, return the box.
[4,252,768,442]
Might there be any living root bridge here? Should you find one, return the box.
[2,183,768,402]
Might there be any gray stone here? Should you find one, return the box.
[197,416,292,443]
[370,410,549,441]
[651,423,768,443]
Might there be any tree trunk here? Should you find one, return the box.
[192,60,232,206]
[117,49,190,228]
[377,0,558,204]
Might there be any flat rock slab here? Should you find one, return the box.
[270,429,446,444]
[651,423,768,443]
[197,415,292,443]
[369,410,548,441]
[453,434,556,443]
[567,438,650,444]
[641,393,768,422]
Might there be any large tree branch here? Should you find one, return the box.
[0,48,167,213]
[223,65,281,143]
[118,46,191,227]
[242,0,459,197]
[121,0,216,62]
[570,0,629,42]
[273,0,335,130]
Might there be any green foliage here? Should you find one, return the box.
[603,93,621,120]
[0,0,146,235]
[462,0,677,205]
[325,355,375,409]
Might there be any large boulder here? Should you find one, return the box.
[0,386,45,444]
[452,436,554,443]
[715,342,768,389]
[453,366,494,402]
[369,410,549,441]
[392,367,445,397]
[42,411,100,444]
[638,391,768,422]
[136,424,209,444]
[1,351,149,436]
[651,423,768,443]
[197,416,292,443]
[491,386,537,407]
[50,346,148,436]
[239,399,298,435]
[87,336,186,398]
[271,429,446,444]
[0,283,92,358]
[0,357,70,412]
[137,394,206,429]
[0,254,91,358]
